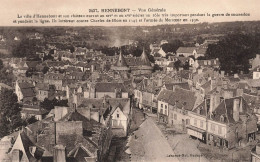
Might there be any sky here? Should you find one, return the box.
[0,0,259,26]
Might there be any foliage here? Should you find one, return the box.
[26,116,38,125]
[153,64,163,72]
[0,89,23,137]
[174,60,182,71]
[161,40,184,53]
[0,114,8,137]
[206,33,260,74]
[0,59,3,70]
[40,98,68,110]
[25,68,36,77]
[183,62,190,70]
[42,66,49,74]
[43,54,54,61]
[0,67,14,86]
[196,36,205,45]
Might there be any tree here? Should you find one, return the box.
[40,98,55,110]
[153,64,163,72]
[161,40,184,54]
[26,116,38,125]
[206,33,260,74]
[40,98,68,111]
[0,89,23,136]
[0,114,9,137]
[0,59,3,70]
[174,60,182,71]
[42,66,49,74]
[196,36,205,45]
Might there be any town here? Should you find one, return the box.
[0,22,259,162]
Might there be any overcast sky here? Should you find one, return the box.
[0,0,259,26]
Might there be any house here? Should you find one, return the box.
[15,81,35,102]
[91,82,129,99]
[78,97,131,137]
[193,59,220,69]
[21,104,49,120]
[251,54,260,70]
[44,73,64,91]
[110,104,129,136]
[35,83,50,101]
[0,83,12,91]
[157,88,197,128]
[253,66,260,79]
[8,131,45,161]
[176,47,207,59]
[176,47,197,57]
[251,145,260,162]
[189,96,257,149]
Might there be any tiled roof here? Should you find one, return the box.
[18,82,34,89]
[165,82,190,90]
[211,97,250,124]
[95,82,127,92]
[157,88,196,110]
[114,51,128,67]
[176,47,196,53]
[11,131,44,162]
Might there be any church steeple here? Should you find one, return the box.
[140,47,151,66]
[114,49,128,67]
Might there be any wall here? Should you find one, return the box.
[168,107,190,131]
[111,107,127,134]
[96,92,116,99]
[158,100,169,116]
[56,121,83,143]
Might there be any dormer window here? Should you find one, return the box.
[220,115,225,122]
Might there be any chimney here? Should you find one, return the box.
[256,145,260,154]
[12,149,22,162]
[221,71,225,77]
[256,54,260,60]
[198,68,202,74]
[236,89,244,97]
[158,76,162,87]
[210,79,216,91]
[53,145,66,162]
[233,98,240,122]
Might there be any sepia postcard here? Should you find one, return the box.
[0,0,260,161]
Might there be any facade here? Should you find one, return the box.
[15,81,35,102]
[188,96,257,149]
[253,66,260,79]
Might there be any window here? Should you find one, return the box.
[174,114,177,120]
[194,119,197,126]
[200,121,203,128]
[220,115,225,122]
[171,113,173,119]
[186,119,190,125]
[161,104,163,108]
[211,124,215,131]
[218,125,222,134]
[117,114,119,118]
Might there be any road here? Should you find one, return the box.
[129,117,180,162]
